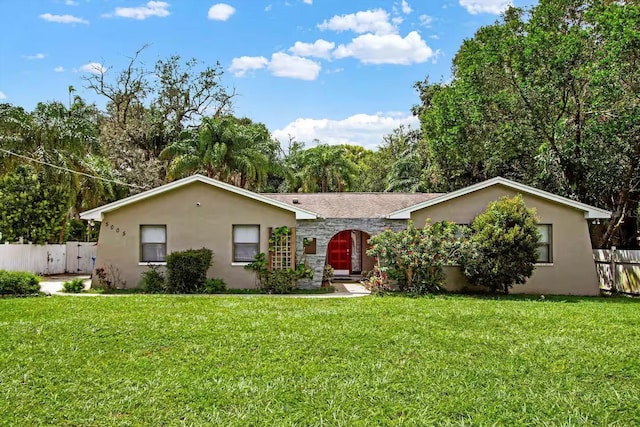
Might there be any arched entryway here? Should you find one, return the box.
[326,230,374,276]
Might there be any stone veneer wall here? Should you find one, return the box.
[295,218,408,289]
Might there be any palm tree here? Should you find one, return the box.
[386,152,426,192]
[160,116,273,189]
[297,144,357,192]
[1,98,119,241]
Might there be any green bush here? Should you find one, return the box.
[460,194,540,294]
[362,266,391,295]
[62,278,85,293]
[367,220,462,295]
[244,252,303,294]
[166,248,213,294]
[322,264,334,284]
[0,164,70,244]
[261,269,298,294]
[139,266,166,293]
[0,270,41,296]
[203,278,227,293]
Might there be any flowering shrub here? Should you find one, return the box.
[362,265,391,295]
[367,220,462,294]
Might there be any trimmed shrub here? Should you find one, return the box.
[139,266,166,293]
[0,270,41,296]
[203,278,227,294]
[260,269,298,294]
[460,194,540,294]
[165,248,213,294]
[63,278,86,293]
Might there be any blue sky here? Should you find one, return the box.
[0,0,535,149]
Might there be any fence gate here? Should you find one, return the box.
[65,242,97,274]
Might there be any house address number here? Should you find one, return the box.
[104,221,126,237]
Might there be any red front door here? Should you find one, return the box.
[328,230,352,272]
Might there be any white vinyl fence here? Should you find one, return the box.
[0,242,97,275]
[593,248,640,295]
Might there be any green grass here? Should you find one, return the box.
[87,286,335,295]
[0,295,638,426]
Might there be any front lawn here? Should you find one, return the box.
[1,295,638,425]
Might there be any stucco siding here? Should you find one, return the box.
[411,185,599,296]
[94,181,296,288]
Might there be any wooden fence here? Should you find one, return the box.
[0,242,97,275]
[593,248,640,295]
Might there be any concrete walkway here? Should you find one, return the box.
[40,275,91,294]
[39,277,371,298]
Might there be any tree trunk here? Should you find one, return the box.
[599,188,630,248]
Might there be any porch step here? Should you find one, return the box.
[333,274,364,283]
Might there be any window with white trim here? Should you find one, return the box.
[140,225,167,262]
[537,224,552,263]
[233,225,260,263]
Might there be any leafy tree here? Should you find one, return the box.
[0,99,121,241]
[84,46,236,190]
[0,165,69,244]
[414,0,640,247]
[461,195,540,294]
[367,220,462,294]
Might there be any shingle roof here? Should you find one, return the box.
[263,192,442,219]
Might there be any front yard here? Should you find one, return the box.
[1,295,638,426]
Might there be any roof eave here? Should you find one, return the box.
[79,174,319,221]
[386,177,613,220]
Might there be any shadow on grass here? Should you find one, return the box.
[374,290,640,304]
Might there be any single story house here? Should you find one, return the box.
[80,174,611,295]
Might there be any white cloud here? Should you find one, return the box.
[229,53,321,80]
[65,0,79,5]
[54,66,65,72]
[208,3,235,21]
[0,91,6,100]
[303,0,312,4]
[26,53,46,60]
[80,62,106,75]
[334,31,435,65]
[459,0,512,15]
[419,14,434,27]
[228,56,268,77]
[268,53,321,81]
[289,39,335,60]
[401,0,412,14]
[318,9,396,35]
[265,4,272,11]
[273,112,419,150]
[105,1,170,20]
[39,13,88,24]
